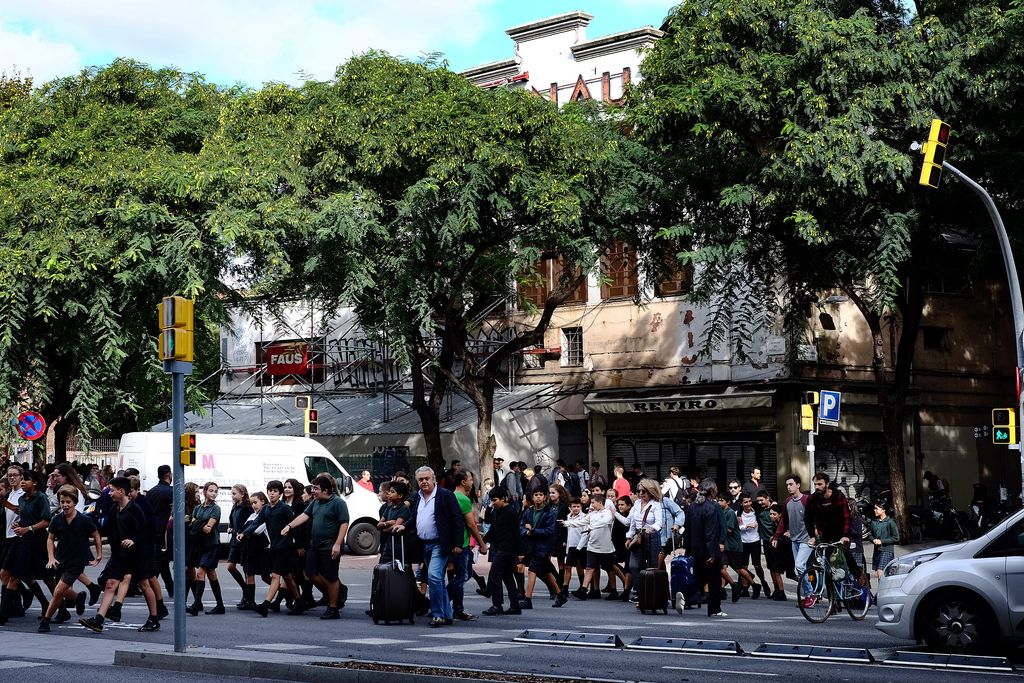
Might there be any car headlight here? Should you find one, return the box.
[884,552,940,577]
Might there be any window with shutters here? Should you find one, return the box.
[654,241,693,298]
[517,255,588,309]
[600,241,638,300]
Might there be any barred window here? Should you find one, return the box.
[561,327,584,367]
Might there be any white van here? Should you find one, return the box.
[117,432,383,555]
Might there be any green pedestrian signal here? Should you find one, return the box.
[992,408,1017,445]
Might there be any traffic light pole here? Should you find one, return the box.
[165,359,192,653]
[807,428,815,484]
[944,162,1024,501]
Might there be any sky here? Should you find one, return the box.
[0,1,671,88]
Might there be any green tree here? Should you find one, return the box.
[214,54,659,475]
[630,0,1022,532]
[0,59,234,460]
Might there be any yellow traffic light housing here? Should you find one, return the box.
[158,296,195,362]
[800,391,819,432]
[919,119,951,189]
[179,432,196,466]
[305,408,319,435]
[992,408,1018,445]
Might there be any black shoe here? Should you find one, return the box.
[157,603,170,620]
[454,612,477,621]
[37,618,50,633]
[53,607,71,624]
[185,603,201,617]
[320,607,340,620]
[88,584,101,606]
[588,588,601,599]
[75,592,87,616]
[476,586,490,597]
[519,597,533,610]
[236,600,252,611]
[619,590,631,602]
[740,587,751,598]
[317,595,330,607]
[731,582,741,603]
[106,605,122,622]
[771,590,788,602]
[254,601,270,618]
[752,583,762,600]
[506,607,522,615]
[553,592,568,608]
[138,617,160,632]
[268,600,281,613]
[571,588,588,600]
[205,605,226,615]
[286,604,306,615]
[79,616,103,633]
[604,590,620,600]
[21,588,33,611]
[429,617,448,628]
[481,606,503,616]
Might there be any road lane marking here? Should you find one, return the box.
[407,642,525,655]
[332,638,415,646]
[664,666,778,676]
[239,643,325,651]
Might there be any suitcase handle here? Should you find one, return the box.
[387,533,406,567]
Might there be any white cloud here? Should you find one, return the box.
[0,0,494,86]
[0,26,82,83]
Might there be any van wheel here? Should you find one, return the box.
[921,594,991,652]
[346,522,379,556]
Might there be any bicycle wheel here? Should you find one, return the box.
[797,564,834,623]
[843,578,872,621]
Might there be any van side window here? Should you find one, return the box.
[304,456,343,482]
[979,519,1024,558]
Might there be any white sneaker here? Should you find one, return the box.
[710,611,728,618]
[674,592,685,615]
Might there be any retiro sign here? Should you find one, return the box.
[584,392,772,415]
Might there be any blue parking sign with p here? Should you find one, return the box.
[819,390,841,422]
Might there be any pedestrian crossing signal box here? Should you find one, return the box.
[179,432,196,466]
[992,409,1018,445]
[800,392,818,431]
[305,408,318,435]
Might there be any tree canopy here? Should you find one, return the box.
[0,59,234,457]
[629,0,1024,530]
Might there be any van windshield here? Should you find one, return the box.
[304,456,344,482]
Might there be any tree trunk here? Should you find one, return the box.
[856,299,911,540]
[408,342,447,474]
[51,415,72,464]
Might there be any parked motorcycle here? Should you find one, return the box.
[909,495,969,542]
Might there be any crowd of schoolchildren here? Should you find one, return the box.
[370,458,895,626]
[0,460,351,634]
[0,456,899,634]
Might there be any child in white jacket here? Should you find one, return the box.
[562,492,628,600]
[562,498,589,591]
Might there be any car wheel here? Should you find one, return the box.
[921,595,991,652]
[346,522,380,556]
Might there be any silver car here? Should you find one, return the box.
[875,507,1024,651]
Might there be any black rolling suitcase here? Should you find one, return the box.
[638,568,670,614]
[370,536,416,625]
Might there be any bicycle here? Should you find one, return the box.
[797,540,872,623]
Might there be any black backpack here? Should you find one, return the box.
[564,471,582,497]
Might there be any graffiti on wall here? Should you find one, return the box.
[815,433,890,502]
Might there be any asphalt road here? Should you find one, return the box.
[0,554,1019,682]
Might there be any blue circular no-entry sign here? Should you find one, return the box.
[16,411,46,441]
